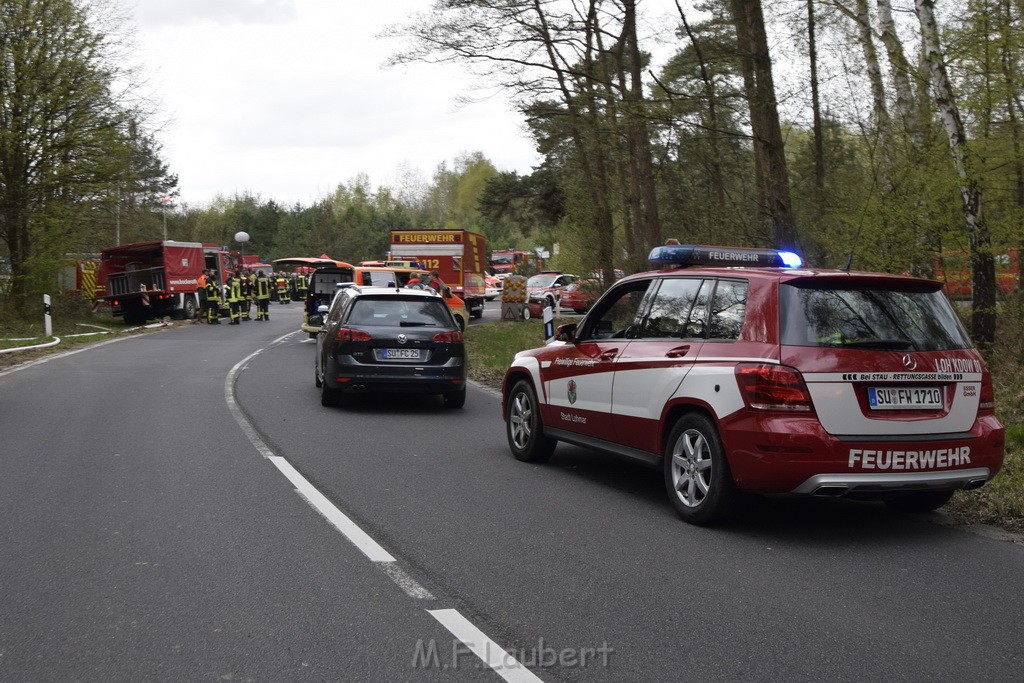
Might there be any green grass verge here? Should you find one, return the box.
[464,317,574,388]
[0,300,137,366]
[947,437,1024,532]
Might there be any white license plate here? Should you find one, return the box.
[381,348,421,360]
[868,386,942,410]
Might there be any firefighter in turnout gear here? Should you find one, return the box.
[294,272,308,302]
[205,275,222,324]
[276,274,290,303]
[255,271,271,321]
[240,270,253,321]
[226,274,242,324]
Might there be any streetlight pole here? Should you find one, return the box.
[161,194,171,240]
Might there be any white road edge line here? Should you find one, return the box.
[269,455,395,562]
[225,335,436,598]
[428,609,543,683]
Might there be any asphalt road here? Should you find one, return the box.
[1,301,1022,681]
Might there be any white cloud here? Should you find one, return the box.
[133,0,297,27]
[124,0,541,207]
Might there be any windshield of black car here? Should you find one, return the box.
[779,282,972,351]
[347,297,452,327]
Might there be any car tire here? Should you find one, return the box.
[522,306,531,320]
[315,359,323,388]
[884,490,955,513]
[443,389,466,409]
[456,314,467,332]
[505,380,556,463]
[321,379,341,407]
[663,413,743,526]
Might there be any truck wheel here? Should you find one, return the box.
[663,413,743,526]
[505,380,556,462]
[471,302,483,319]
[182,295,197,320]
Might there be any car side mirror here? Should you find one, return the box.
[556,322,577,342]
[308,314,323,327]
[444,286,453,297]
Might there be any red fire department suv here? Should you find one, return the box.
[501,245,1005,525]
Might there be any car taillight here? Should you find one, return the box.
[337,327,372,342]
[735,363,813,412]
[979,371,996,412]
[433,331,463,343]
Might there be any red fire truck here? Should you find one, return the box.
[489,249,540,275]
[388,229,488,318]
[95,240,240,324]
[933,249,1020,298]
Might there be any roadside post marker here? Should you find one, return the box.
[43,294,53,338]
[543,303,554,342]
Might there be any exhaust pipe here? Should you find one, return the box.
[812,485,850,497]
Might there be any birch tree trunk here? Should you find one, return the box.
[915,0,997,345]
[855,0,891,131]
[875,0,918,134]
[997,0,1024,213]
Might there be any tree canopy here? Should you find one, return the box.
[0,0,175,311]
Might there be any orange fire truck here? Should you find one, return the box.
[388,229,488,319]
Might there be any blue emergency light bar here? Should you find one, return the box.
[648,244,803,269]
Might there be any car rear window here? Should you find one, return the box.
[779,282,973,351]
[347,297,453,327]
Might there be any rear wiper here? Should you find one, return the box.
[399,321,432,327]
[839,339,915,350]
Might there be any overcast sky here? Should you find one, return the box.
[126,0,547,208]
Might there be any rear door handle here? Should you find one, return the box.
[666,345,691,358]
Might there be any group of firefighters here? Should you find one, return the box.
[198,270,309,325]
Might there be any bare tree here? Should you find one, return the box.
[875,0,917,136]
[728,0,799,249]
[807,0,826,196]
[387,0,659,281]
